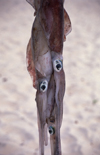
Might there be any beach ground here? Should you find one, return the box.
[0,0,100,154]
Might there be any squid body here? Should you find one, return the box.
[26,0,72,154]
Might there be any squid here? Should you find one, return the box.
[26,0,72,155]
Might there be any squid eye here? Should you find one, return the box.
[40,80,48,92]
[49,126,55,135]
[53,59,62,72]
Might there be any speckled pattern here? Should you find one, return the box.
[0,0,100,155]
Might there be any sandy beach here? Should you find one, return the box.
[0,0,100,154]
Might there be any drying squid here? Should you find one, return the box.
[26,0,72,155]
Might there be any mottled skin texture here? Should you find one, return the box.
[39,0,64,53]
[26,0,71,154]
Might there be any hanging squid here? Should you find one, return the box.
[26,0,72,154]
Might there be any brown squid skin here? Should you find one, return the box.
[26,0,41,15]
[32,16,53,155]
[38,1,65,154]
[26,0,72,155]
[39,0,64,53]
[28,10,53,154]
[26,38,36,88]
[51,58,65,155]
[47,71,65,155]
[64,9,72,41]
[36,73,48,155]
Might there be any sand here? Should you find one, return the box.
[0,0,100,154]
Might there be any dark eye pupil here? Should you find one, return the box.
[41,85,46,90]
[56,64,61,70]
[49,126,55,135]
[49,129,53,134]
